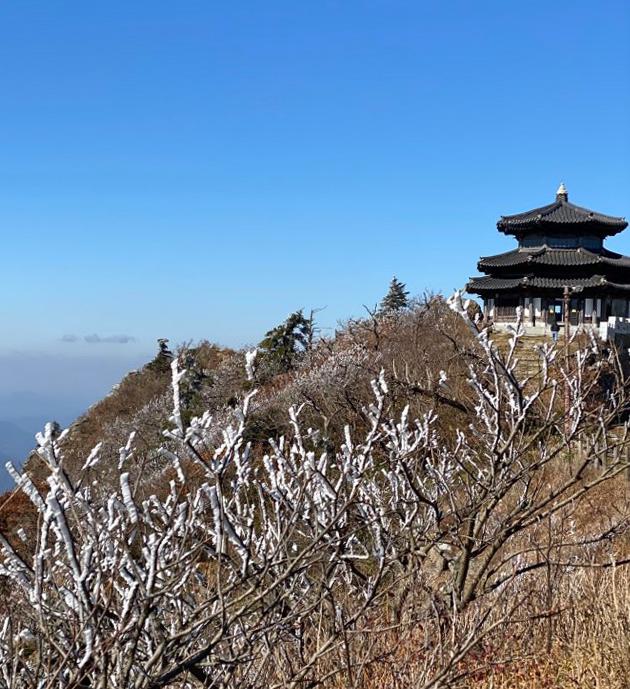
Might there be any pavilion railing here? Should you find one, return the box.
[494,306,517,321]
[493,307,597,326]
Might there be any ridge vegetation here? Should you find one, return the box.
[1,290,630,688]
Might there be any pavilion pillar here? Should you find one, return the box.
[529,296,535,326]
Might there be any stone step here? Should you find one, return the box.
[488,333,556,378]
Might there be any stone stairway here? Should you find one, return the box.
[489,332,551,379]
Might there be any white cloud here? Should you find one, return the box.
[83,334,136,344]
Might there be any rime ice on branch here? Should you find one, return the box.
[0,301,628,688]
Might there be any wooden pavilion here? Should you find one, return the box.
[467,184,630,330]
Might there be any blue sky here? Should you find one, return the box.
[0,1,629,432]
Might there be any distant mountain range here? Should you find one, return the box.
[0,395,83,492]
[0,419,35,458]
[0,420,37,491]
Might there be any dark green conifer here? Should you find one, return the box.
[259,310,314,373]
[379,277,409,314]
[146,338,175,375]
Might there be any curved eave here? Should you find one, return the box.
[496,200,627,237]
[467,274,630,294]
[498,223,627,239]
[477,247,630,271]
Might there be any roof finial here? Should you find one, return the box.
[556,182,568,202]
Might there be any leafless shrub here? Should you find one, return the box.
[1,296,630,687]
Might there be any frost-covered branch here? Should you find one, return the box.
[0,309,629,688]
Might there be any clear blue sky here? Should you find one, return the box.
[0,1,629,426]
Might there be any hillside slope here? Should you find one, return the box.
[19,299,477,498]
[2,300,629,688]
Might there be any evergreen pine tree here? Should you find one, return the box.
[379,276,409,314]
[259,310,314,373]
[146,338,175,374]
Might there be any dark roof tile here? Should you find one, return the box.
[467,274,630,293]
[478,247,630,270]
[497,198,627,236]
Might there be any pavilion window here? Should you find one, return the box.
[612,299,626,318]
[519,234,603,249]
[533,297,542,317]
[520,235,545,248]
[584,298,594,323]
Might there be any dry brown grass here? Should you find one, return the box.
[298,562,630,688]
[3,302,630,687]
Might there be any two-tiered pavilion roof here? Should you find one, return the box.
[467,185,630,327]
